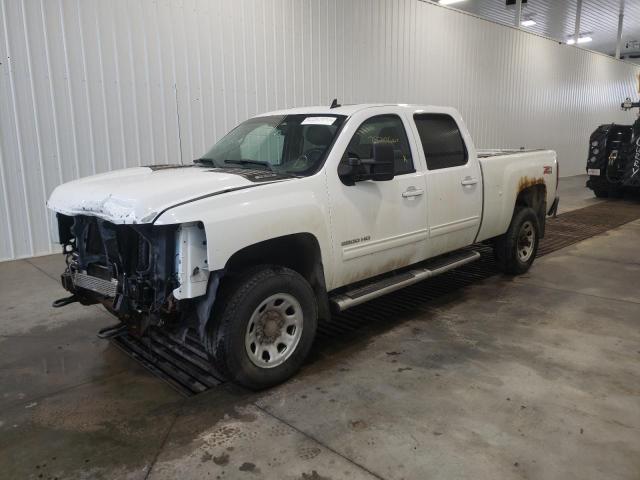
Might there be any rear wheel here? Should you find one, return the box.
[204,266,317,390]
[494,207,540,275]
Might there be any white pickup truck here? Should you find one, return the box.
[48,103,559,389]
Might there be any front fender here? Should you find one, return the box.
[153,176,334,285]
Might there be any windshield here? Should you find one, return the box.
[196,114,346,176]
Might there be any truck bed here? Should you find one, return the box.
[475,148,558,242]
[477,148,545,158]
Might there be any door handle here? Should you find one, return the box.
[461,177,478,186]
[402,187,424,198]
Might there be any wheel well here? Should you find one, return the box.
[225,233,320,278]
[224,233,331,321]
[516,184,547,237]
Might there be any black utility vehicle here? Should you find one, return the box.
[586,98,640,198]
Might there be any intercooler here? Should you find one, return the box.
[72,271,119,297]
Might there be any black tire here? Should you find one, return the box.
[593,188,608,198]
[608,186,624,199]
[494,207,540,275]
[204,265,317,390]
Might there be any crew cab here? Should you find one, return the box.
[47,103,559,389]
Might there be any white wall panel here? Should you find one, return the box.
[1,0,639,261]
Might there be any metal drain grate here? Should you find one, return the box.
[539,200,640,256]
[110,200,640,396]
[111,329,224,396]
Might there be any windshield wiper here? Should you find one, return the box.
[195,158,273,171]
[194,158,214,165]
[224,159,274,171]
[196,158,300,176]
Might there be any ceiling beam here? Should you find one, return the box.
[573,0,583,44]
[615,0,625,59]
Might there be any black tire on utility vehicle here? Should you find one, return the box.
[593,188,608,198]
[494,207,540,275]
[204,265,318,390]
[608,186,624,198]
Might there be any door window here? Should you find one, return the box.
[414,114,468,170]
[342,115,415,175]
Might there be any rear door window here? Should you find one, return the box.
[413,114,468,170]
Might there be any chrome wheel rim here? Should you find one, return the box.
[517,220,536,263]
[245,293,303,369]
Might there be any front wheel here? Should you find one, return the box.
[204,266,318,390]
[494,207,540,275]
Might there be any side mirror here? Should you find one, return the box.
[370,142,395,181]
[337,157,361,185]
[338,143,395,185]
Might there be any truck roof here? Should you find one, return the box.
[259,103,455,117]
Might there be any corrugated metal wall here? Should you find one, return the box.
[1,0,639,262]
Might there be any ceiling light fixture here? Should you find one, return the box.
[439,0,465,5]
[567,36,593,45]
[521,19,536,27]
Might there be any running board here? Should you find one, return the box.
[330,250,481,312]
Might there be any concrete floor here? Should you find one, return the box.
[1,175,639,480]
[554,174,604,214]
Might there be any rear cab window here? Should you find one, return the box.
[413,114,468,170]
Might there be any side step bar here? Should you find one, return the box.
[330,250,481,312]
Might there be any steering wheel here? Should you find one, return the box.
[288,148,326,171]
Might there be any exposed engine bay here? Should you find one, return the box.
[54,214,212,337]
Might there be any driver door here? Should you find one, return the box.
[326,111,429,288]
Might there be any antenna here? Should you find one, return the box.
[330,98,341,109]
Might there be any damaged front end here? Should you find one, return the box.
[53,214,214,338]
